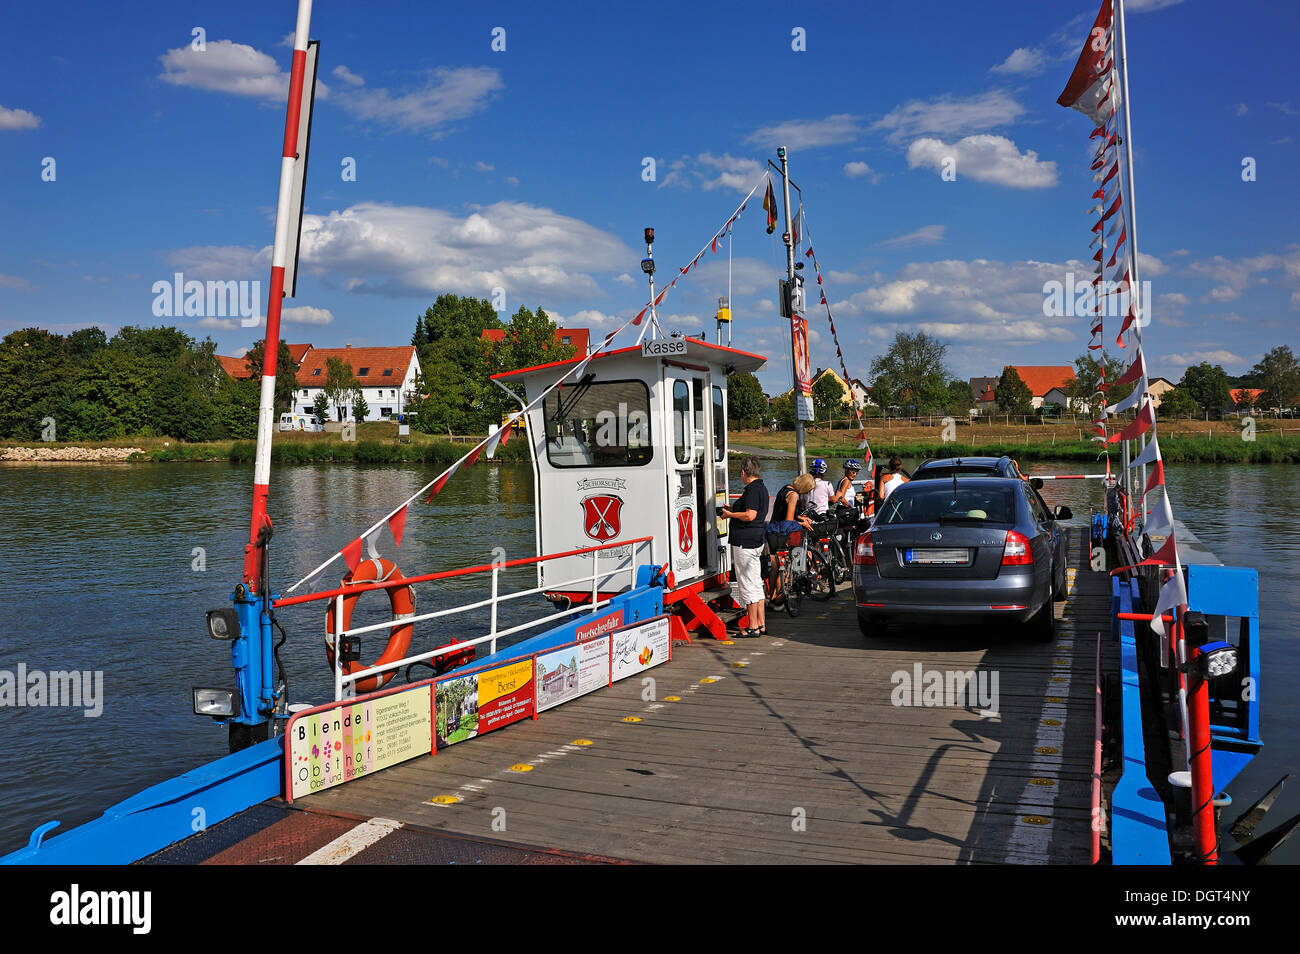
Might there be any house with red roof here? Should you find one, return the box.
[480,327,590,356]
[1007,366,1076,410]
[216,343,313,380]
[294,345,420,422]
[1230,388,1265,410]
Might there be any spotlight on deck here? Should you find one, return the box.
[1196,642,1239,679]
[193,687,238,719]
[206,608,241,640]
[640,257,655,275]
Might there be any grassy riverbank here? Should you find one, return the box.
[732,420,1300,464]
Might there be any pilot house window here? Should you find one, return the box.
[543,380,653,468]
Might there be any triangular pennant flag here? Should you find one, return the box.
[1112,534,1178,575]
[1145,487,1174,538]
[425,462,459,503]
[387,506,408,548]
[341,536,364,574]
[465,443,483,467]
[1149,566,1187,639]
[1101,193,1123,221]
[1106,375,1146,414]
[633,306,648,326]
[486,423,506,458]
[1107,398,1153,442]
[1129,433,1161,469]
[1101,163,1119,187]
[711,233,720,254]
[1115,352,1146,386]
[1143,458,1166,498]
[805,247,814,258]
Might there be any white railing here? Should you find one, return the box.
[275,536,654,701]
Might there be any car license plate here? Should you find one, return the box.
[905,548,969,564]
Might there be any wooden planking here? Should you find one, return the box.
[300,528,1113,864]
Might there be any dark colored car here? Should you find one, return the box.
[910,455,1023,481]
[852,476,1072,641]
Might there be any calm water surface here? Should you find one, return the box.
[0,459,1295,861]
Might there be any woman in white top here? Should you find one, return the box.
[879,456,909,502]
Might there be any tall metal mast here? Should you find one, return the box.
[778,146,807,474]
[243,0,315,588]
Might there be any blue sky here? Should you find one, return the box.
[1,0,1297,393]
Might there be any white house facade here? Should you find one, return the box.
[294,345,421,422]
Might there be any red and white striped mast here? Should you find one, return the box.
[243,0,316,588]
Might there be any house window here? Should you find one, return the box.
[301,389,307,396]
[382,369,393,376]
[312,368,321,376]
[358,367,370,376]
[381,407,392,418]
[562,336,571,345]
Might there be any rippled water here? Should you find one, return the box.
[0,459,1295,861]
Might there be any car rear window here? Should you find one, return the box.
[879,484,1017,525]
[913,466,999,480]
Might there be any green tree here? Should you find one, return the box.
[770,392,795,430]
[726,372,766,428]
[323,356,359,421]
[311,390,330,422]
[1157,386,1197,419]
[812,373,845,423]
[995,367,1034,416]
[481,306,575,426]
[1249,345,1300,411]
[352,390,370,422]
[943,380,974,417]
[1068,352,1134,418]
[0,328,70,440]
[243,339,303,414]
[109,326,195,367]
[67,349,151,438]
[869,374,898,416]
[1180,362,1231,418]
[868,332,951,413]
[65,327,108,364]
[151,367,215,441]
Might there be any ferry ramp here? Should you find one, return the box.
[147,527,1114,865]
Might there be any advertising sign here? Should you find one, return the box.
[611,616,672,682]
[436,659,535,747]
[288,684,432,800]
[536,636,612,712]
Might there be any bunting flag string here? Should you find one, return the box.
[799,214,873,461]
[287,169,774,594]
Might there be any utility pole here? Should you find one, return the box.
[778,146,807,474]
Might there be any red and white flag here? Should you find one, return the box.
[1057,0,1119,126]
[1149,564,1186,639]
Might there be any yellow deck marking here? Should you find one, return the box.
[1021,815,1051,826]
[429,795,461,805]
[664,695,681,702]
[1035,746,1060,755]
[509,763,534,773]
[621,716,642,723]
[572,739,593,746]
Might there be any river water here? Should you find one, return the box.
[0,459,1295,862]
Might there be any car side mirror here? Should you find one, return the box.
[1054,505,1073,520]
[1030,478,1044,490]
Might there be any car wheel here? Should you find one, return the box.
[857,612,883,638]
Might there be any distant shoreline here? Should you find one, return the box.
[4,429,1298,465]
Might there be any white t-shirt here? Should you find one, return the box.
[805,477,834,514]
[880,473,906,501]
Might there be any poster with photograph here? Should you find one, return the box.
[536,636,611,712]
[611,616,671,682]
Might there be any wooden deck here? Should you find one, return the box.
[273,527,1116,864]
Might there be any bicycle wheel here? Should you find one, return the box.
[807,548,835,599]
[782,557,802,617]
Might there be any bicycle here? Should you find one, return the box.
[763,526,806,617]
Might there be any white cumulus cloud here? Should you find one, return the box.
[0,104,41,130]
[907,135,1057,188]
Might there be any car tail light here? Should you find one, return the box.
[1002,530,1033,566]
[854,531,876,566]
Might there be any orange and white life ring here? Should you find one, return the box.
[324,557,415,692]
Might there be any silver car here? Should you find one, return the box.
[852,477,1071,640]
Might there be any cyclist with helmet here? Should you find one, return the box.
[832,458,861,509]
[804,458,835,516]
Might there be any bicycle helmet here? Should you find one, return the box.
[842,458,861,472]
[811,458,827,475]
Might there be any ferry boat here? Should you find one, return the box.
[2,0,1289,871]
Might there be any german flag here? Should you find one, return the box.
[763,180,777,234]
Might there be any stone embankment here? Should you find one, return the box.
[1,446,144,462]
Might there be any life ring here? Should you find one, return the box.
[324,557,415,692]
